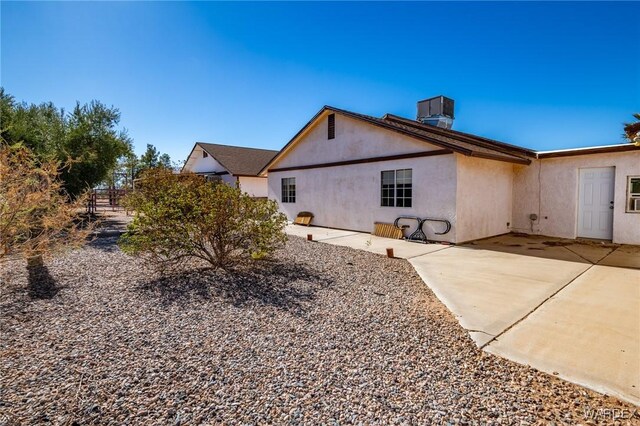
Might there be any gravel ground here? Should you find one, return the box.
[1,236,638,425]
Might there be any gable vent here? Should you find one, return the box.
[328,113,335,139]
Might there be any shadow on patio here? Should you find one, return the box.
[460,233,640,270]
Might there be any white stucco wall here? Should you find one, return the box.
[183,146,268,197]
[183,146,228,174]
[455,155,514,243]
[512,150,640,244]
[239,176,268,198]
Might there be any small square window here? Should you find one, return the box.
[202,150,208,158]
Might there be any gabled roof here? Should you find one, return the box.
[260,106,536,174]
[381,113,537,159]
[189,143,278,176]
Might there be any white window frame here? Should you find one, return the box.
[281,177,296,203]
[380,168,412,208]
[626,175,640,213]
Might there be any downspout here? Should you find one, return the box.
[531,155,543,234]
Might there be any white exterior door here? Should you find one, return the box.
[577,167,615,240]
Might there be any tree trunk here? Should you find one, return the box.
[27,254,44,268]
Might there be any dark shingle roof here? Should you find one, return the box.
[197,143,278,176]
[260,106,536,174]
[331,107,535,164]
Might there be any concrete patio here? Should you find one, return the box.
[285,224,640,406]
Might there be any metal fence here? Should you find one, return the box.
[87,188,129,214]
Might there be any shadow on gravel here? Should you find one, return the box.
[27,263,60,300]
[87,235,122,253]
[136,261,333,315]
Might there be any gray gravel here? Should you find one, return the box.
[1,236,638,425]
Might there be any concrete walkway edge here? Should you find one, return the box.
[285,225,640,406]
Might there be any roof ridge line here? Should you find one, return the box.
[197,141,278,153]
[382,114,535,158]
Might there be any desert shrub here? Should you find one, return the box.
[0,143,92,263]
[119,168,288,270]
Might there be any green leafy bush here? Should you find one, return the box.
[119,168,287,270]
[1,89,132,198]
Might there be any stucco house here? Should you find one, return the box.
[182,142,277,197]
[260,96,640,245]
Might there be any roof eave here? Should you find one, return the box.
[382,113,537,158]
[181,143,200,173]
[536,143,639,159]
[468,151,532,165]
[259,106,334,175]
[259,106,535,173]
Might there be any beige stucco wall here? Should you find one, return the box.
[268,110,640,245]
[268,113,458,242]
[512,150,640,245]
[269,155,458,242]
[455,155,514,243]
[239,176,268,198]
[271,112,439,170]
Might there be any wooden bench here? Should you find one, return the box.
[372,222,404,239]
[293,211,314,226]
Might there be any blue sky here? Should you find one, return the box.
[2,2,639,162]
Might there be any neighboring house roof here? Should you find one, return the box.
[189,143,278,176]
[260,106,537,174]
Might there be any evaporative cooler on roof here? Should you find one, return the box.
[417,96,455,129]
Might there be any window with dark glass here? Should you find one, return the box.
[202,150,208,158]
[395,169,412,207]
[328,113,335,139]
[381,169,412,207]
[627,176,640,213]
[282,177,296,203]
[381,170,395,207]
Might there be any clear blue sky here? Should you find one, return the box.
[2,1,639,162]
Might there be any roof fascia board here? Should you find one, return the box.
[268,149,453,173]
[332,108,475,156]
[383,114,536,158]
[259,106,479,175]
[181,143,199,173]
[258,107,332,175]
[536,144,639,158]
[469,151,531,165]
